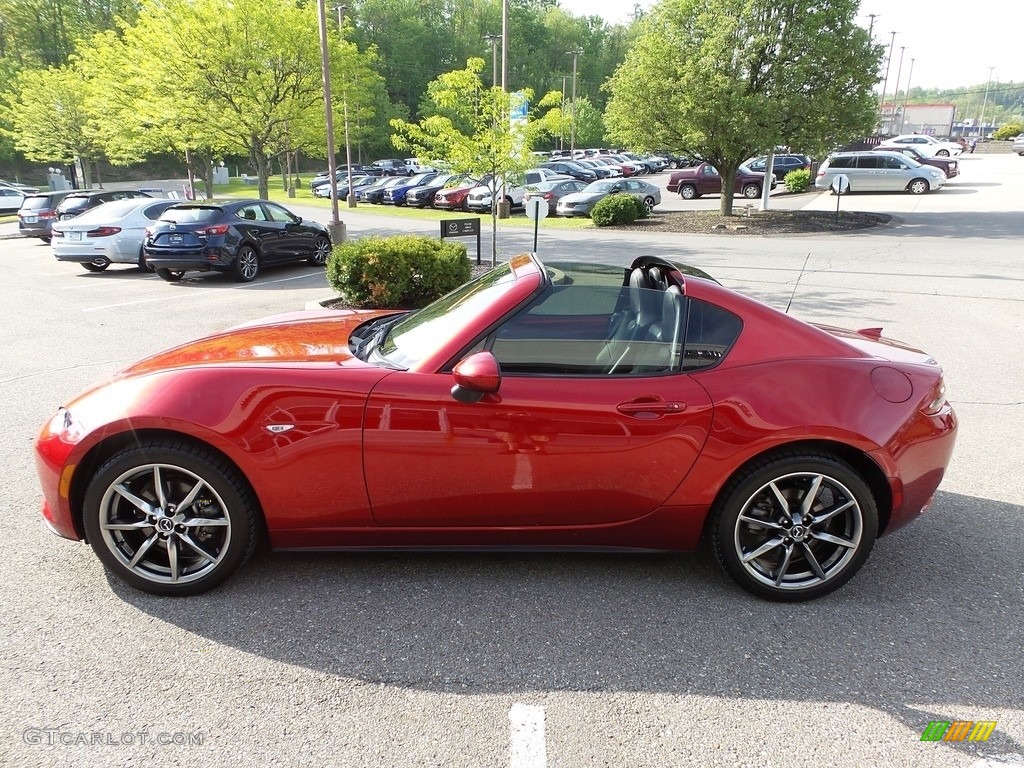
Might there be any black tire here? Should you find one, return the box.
[41,236,52,244]
[233,245,260,282]
[642,195,656,213]
[709,451,878,601]
[669,160,680,169]
[936,149,949,157]
[907,178,930,195]
[82,440,261,596]
[83,258,110,272]
[679,184,699,200]
[138,249,154,272]
[156,268,185,282]
[742,183,761,199]
[308,237,331,266]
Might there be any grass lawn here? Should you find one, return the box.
[217,177,595,231]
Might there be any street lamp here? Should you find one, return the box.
[334,4,347,30]
[316,0,342,235]
[891,46,905,134]
[567,48,583,154]
[979,66,995,140]
[484,34,501,88]
[879,31,897,119]
[899,58,914,134]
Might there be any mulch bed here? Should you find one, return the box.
[612,209,892,234]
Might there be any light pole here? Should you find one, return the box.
[891,46,905,134]
[979,66,995,139]
[899,58,914,134]
[501,0,508,91]
[560,75,568,151]
[568,48,582,155]
[316,0,342,236]
[866,12,878,38]
[484,34,501,88]
[879,31,897,118]
[333,4,346,30]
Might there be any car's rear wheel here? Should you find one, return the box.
[233,245,260,282]
[679,184,699,200]
[41,237,51,244]
[710,451,878,601]
[908,178,930,195]
[137,249,154,272]
[936,149,950,157]
[742,183,761,199]
[82,441,261,596]
[642,195,656,213]
[156,268,185,282]
[83,258,110,272]
[308,237,331,266]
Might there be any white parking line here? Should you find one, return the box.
[81,273,320,312]
[509,703,546,768]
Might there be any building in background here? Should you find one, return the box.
[880,103,956,137]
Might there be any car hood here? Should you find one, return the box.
[119,309,394,376]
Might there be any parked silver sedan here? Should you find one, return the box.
[555,178,662,217]
[51,197,179,273]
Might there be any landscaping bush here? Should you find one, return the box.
[783,168,811,193]
[326,234,472,308]
[590,194,647,226]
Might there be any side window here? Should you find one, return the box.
[880,156,904,169]
[829,156,853,169]
[855,155,881,169]
[237,204,267,222]
[263,204,295,223]
[681,299,742,370]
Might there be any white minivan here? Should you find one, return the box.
[814,151,947,195]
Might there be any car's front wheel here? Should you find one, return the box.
[710,451,878,601]
[936,149,950,157]
[82,441,261,596]
[907,178,930,195]
[679,184,699,200]
[642,195,656,213]
[83,258,110,272]
[233,245,260,282]
[742,183,761,199]
[308,237,331,266]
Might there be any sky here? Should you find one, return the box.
[555,0,1024,93]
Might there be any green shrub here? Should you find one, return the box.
[993,123,1022,141]
[783,168,811,193]
[326,234,472,308]
[590,194,647,226]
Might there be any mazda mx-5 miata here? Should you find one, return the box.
[35,254,957,600]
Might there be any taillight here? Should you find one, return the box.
[52,230,64,238]
[543,193,554,200]
[87,226,121,237]
[39,210,57,219]
[922,382,948,416]
[196,224,230,236]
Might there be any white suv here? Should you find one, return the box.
[877,134,963,157]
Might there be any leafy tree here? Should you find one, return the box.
[993,122,1022,140]
[3,64,104,186]
[391,58,542,265]
[604,0,880,214]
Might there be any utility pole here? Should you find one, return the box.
[560,75,568,151]
[568,48,582,155]
[899,58,914,134]
[316,0,342,236]
[891,46,905,134]
[866,13,878,38]
[879,31,897,118]
[979,66,995,139]
[484,34,501,88]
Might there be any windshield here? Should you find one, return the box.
[371,264,518,369]
[583,180,618,194]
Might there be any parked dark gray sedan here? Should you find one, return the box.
[555,179,662,217]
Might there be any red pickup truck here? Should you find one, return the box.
[667,162,777,200]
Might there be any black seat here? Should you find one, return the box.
[596,269,665,374]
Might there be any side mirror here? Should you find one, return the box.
[451,351,501,404]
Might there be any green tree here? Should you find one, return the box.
[391,58,540,265]
[604,0,880,214]
[3,64,104,186]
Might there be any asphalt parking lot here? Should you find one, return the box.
[1,154,1021,767]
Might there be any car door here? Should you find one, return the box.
[699,164,721,194]
[261,202,311,259]
[362,282,714,527]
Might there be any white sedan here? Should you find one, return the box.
[878,134,963,157]
[51,197,178,273]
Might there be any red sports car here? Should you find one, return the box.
[35,254,957,600]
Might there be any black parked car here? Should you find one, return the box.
[370,159,411,176]
[539,160,598,183]
[55,189,153,220]
[744,154,812,183]
[143,199,331,283]
[355,176,407,203]
[17,190,78,242]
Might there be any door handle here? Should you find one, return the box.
[616,398,687,417]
